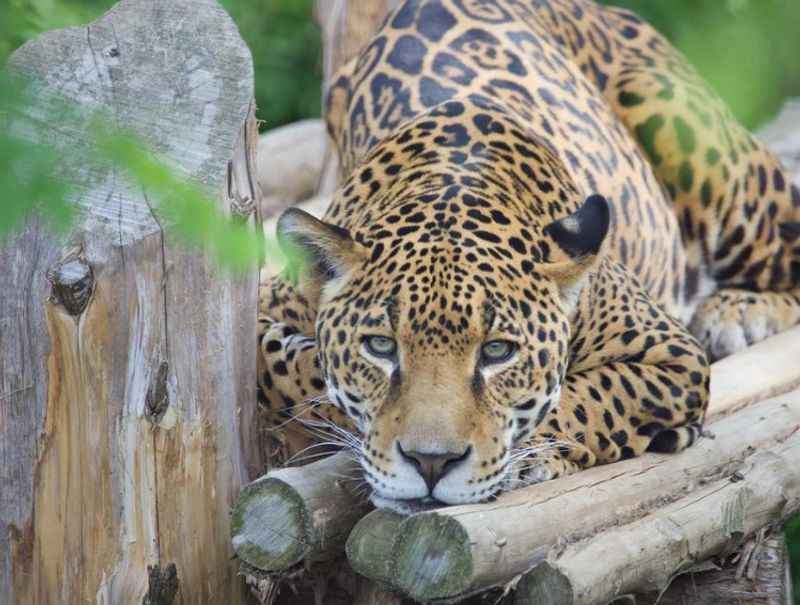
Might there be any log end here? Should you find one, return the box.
[514,562,574,605]
[396,512,474,600]
[231,477,309,571]
[346,509,405,585]
[346,509,473,601]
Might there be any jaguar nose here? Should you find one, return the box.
[397,443,472,493]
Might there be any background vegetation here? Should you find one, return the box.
[2,0,800,595]
[5,0,800,130]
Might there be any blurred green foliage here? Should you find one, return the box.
[4,0,800,130]
[596,0,800,129]
[219,0,321,130]
[95,124,279,271]
[0,74,73,237]
[790,516,800,598]
[0,0,111,60]
[2,0,800,595]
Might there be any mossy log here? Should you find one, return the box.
[344,326,800,602]
[231,451,371,572]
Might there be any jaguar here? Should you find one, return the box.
[257,0,800,513]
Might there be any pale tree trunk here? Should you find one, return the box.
[1,0,262,603]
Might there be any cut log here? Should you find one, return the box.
[513,437,800,605]
[1,1,260,603]
[257,119,327,217]
[231,451,371,571]
[344,326,800,602]
[708,325,800,418]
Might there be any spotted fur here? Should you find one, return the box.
[257,0,800,511]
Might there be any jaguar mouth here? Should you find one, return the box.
[370,494,446,515]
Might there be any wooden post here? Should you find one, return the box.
[1,0,261,603]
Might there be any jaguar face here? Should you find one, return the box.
[277,193,609,512]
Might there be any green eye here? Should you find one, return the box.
[364,335,397,358]
[481,340,517,364]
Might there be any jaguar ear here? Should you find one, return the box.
[544,194,610,260]
[541,194,611,312]
[277,208,364,302]
[778,221,800,243]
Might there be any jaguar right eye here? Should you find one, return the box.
[364,335,398,358]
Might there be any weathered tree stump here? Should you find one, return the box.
[1,0,261,602]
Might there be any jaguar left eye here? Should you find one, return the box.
[480,340,517,364]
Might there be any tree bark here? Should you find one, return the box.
[344,326,800,602]
[1,1,260,603]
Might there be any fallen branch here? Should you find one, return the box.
[231,450,369,572]
[344,325,800,602]
[257,119,327,217]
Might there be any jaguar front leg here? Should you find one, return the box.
[689,288,800,361]
[512,261,711,486]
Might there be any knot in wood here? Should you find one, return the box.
[143,563,179,605]
[145,361,170,423]
[48,258,94,316]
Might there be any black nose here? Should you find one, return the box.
[397,443,472,493]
